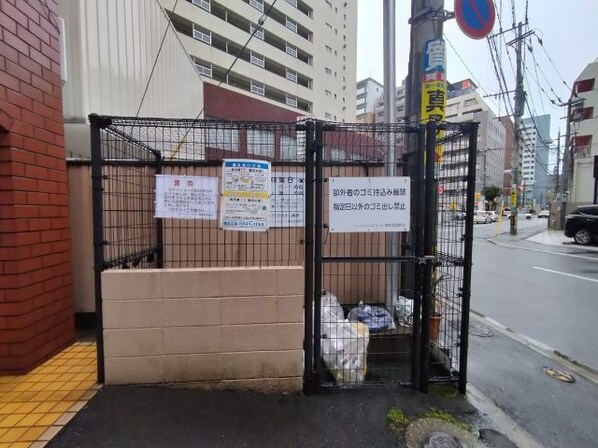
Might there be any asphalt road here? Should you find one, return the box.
[466,218,598,447]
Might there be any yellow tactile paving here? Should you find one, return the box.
[0,342,101,448]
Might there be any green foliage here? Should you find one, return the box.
[483,185,501,203]
[386,406,411,433]
[423,408,472,432]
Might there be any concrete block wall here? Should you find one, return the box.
[102,267,304,392]
[0,0,74,373]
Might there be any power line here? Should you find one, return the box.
[535,35,572,91]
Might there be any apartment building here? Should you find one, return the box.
[520,115,550,207]
[373,80,406,123]
[162,0,357,122]
[356,77,383,122]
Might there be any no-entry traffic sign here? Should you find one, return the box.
[455,0,495,40]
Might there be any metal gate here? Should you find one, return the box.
[303,120,478,393]
[89,116,477,392]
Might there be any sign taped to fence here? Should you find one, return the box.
[270,172,305,227]
[220,159,271,231]
[155,175,218,219]
[328,177,410,233]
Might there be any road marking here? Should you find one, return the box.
[487,239,598,261]
[533,266,598,283]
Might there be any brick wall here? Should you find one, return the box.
[101,267,304,393]
[0,0,74,373]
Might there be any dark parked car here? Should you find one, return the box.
[564,205,598,245]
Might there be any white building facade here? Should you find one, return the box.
[356,77,383,121]
[162,0,357,121]
[568,61,598,208]
[520,115,550,207]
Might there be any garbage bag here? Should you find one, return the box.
[321,320,369,385]
[321,291,344,337]
[347,301,396,332]
[392,296,413,327]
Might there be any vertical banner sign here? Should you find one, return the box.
[328,177,411,233]
[421,39,447,176]
[155,175,218,219]
[270,172,305,227]
[221,159,271,231]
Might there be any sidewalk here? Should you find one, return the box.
[526,229,598,251]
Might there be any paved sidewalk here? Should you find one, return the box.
[527,229,598,251]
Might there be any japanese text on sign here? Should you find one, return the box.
[220,159,271,231]
[270,172,305,228]
[329,177,411,233]
[155,175,218,219]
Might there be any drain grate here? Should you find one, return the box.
[543,367,576,383]
[469,323,494,337]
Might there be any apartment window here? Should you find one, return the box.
[574,78,595,94]
[251,80,265,96]
[325,67,332,75]
[281,135,297,160]
[325,90,332,97]
[286,94,298,108]
[247,129,275,157]
[325,22,333,31]
[206,128,239,151]
[286,17,298,33]
[195,62,212,78]
[192,25,211,44]
[325,45,332,54]
[250,23,264,40]
[464,98,478,107]
[286,0,297,6]
[331,148,345,160]
[249,0,264,12]
[192,0,211,11]
[325,112,332,119]
[286,43,298,58]
[286,69,298,82]
[325,0,332,9]
[250,51,265,68]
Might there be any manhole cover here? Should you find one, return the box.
[543,367,576,383]
[469,323,494,337]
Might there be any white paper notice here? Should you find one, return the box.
[155,175,218,219]
[270,172,305,228]
[328,177,411,232]
[220,159,271,231]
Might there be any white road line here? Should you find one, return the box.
[488,239,598,261]
[533,266,598,283]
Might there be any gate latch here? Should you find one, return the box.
[417,255,441,266]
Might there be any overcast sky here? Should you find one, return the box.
[356,0,598,150]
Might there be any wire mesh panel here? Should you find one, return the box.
[315,123,421,389]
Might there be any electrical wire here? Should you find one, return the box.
[535,35,573,91]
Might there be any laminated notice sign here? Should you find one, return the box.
[329,177,410,233]
[221,159,271,231]
[270,171,305,228]
[155,175,218,219]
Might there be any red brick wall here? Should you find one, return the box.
[0,0,73,373]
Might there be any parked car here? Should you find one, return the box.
[538,210,550,219]
[474,211,489,224]
[485,211,498,222]
[564,205,598,245]
[502,207,511,216]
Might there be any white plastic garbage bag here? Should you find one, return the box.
[392,295,413,327]
[320,291,344,336]
[321,320,369,385]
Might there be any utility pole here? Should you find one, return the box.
[554,130,561,200]
[383,0,397,309]
[507,22,527,235]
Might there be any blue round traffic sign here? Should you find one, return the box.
[455,0,495,40]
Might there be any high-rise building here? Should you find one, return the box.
[356,77,383,122]
[520,115,550,207]
[444,80,506,205]
[373,80,406,123]
[500,116,515,202]
[162,0,357,122]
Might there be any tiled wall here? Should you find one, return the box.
[101,267,304,392]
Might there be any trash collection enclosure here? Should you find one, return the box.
[90,115,477,393]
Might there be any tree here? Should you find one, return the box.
[483,185,501,209]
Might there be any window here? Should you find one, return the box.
[286,17,298,33]
[250,51,265,68]
[195,62,212,78]
[206,127,239,151]
[574,78,595,94]
[325,22,333,31]
[325,67,332,75]
[325,112,332,119]
[464,98,478,107]
[249,0,264,12]
[247,129,275,157]
[281,135,297,160]
[325,90,332,97]
[250,23,264,40]
[192,26,211,44]
[286,43,298,58]
[286,69,298,82]
[192,0,210,11]
[251,80,265,96]
[286,94,298,108]
[325,0,332,8]
[325,45,332,54]
[331,148,345,160]
[286,0,297,6]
